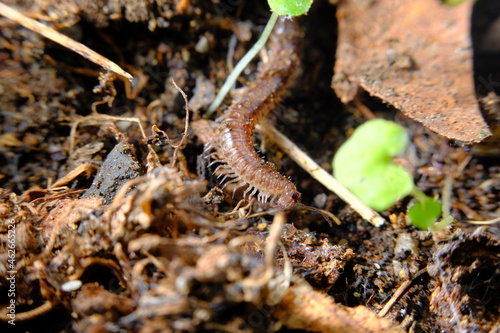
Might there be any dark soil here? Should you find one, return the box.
[0,1,499,332]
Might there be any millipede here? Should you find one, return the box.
[205,19,302,210]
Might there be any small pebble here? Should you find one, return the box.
[195,36,209,53]
[61,280,82,292]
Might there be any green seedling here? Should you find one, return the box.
[206,0,314,117]
[268,0,313,16]
[408,196,442,230]
[333,119,452,231]
[333,119,413,211]
[408,175,454,231]
[443,0,467,6]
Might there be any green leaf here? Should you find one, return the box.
[333,119,414,211]
[268,0,313,16]
[443,0,467,6]
[408,199,442,230]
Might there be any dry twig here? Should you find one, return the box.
[467,216,500,225]
[0,301,55,322]
[378,268,428,318]
[0,2,133,82]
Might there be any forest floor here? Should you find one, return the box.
[0,0,499,332]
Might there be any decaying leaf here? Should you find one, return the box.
[332,0,491,143]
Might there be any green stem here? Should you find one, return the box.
[431,215,454,232]
[205,11,280,118]
[410,186,429,203]
[441,175,452,219]
[431,175,454,231]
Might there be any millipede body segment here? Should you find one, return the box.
[206,19,302,210]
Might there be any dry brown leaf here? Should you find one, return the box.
[50,163,99,189]
[332,0,491,143]
[0,133,23,147]
[39,197,103,244]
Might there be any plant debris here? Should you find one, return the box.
[0,0,499,332]
[332,0,491,143]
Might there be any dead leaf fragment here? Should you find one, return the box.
[0,133,23,147]
[333,0,491,143]
[50,163,99,189]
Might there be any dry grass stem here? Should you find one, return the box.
[170,79,191,168]
[69,114,147,155]
[467,216,500,225]
[0,2,133,82]
[378,268,427,318]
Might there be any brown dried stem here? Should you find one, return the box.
[0,2,133,82]
[170,79,191,168]
[378,268,428,318]
[69,114,147,156]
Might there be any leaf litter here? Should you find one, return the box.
[332,0,492,143]
[0,0,499,332]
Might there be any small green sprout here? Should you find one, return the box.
[443,0,467,6]
[268,0,313,16]
[333,119,453,231]
[408,197,442,230]
[333,119,413,211]
[206,0,314,117]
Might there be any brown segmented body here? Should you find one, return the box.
[206,19,301,210]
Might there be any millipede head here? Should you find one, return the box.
[272,183,301,210]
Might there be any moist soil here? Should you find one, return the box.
[0,1,499,332]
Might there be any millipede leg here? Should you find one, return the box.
[243,185,254,200]
[248,187,258,200]
[232,181,247,198]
